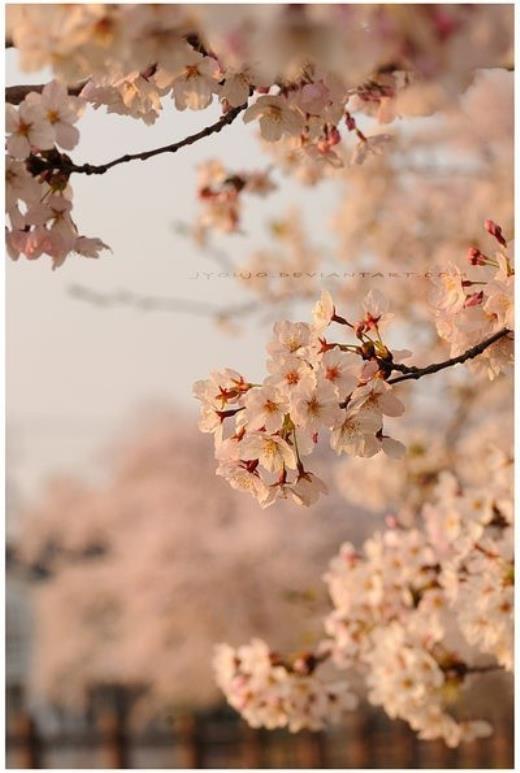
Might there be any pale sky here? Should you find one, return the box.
[6,52,340,507]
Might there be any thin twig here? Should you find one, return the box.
[38,102,248,177]
[67,284,258,319]
[387,328,512,385]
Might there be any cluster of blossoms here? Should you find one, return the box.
[5,5,513,263]
[194,289,409,508]
[184,69,512,344]
[425,447,514,671]
[193,160,276,241]
[215,447,513,746]
[214,639,356,732]
[335,367,513,525]
[5,81,108,267]
[194,256,513,508]
[8,5,512,107]
[431,221,514,379]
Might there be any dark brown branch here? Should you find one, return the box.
[6,81,87,104]
[387,328,512,385]
[42,102,248,177]
[464,664,505,675]
[443,660,505,679]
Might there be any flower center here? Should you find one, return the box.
[185,65,201,79]
[17,120,31,137]
[307,397,320,416]
[266,106,282,123]
[326,365,340,381]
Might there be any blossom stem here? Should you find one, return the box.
[292,430,305,475]
[217,407,245,420]
[332,313,354,328]
[387,328,512,385]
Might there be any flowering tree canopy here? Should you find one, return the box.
[18,410,365,713]
[6,2,514,750]
[6,4,513,266]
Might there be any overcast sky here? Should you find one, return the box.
[6,51,341,507]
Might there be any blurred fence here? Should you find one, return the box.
[6,702,513,769]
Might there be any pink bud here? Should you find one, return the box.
[464,291,484,308]
[328,126,341,146]
[484,219,507,247]
[433,9,459,41]
[198,186,214,200]
[345,112,356,132]
[466,247,486,266]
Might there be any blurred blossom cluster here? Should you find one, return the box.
[17,410,362,713]
[335,374,513,523]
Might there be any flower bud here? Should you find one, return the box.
[466,247,486,265]
[464,291,484,308]
[484,219,507,246]
[344,112,356,132]
[328,126,341,146]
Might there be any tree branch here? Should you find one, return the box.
[36,102,248,177]
[6,81,87,104]
[67,284,258,319]
[387,328,512,385]
[464,664,505,675]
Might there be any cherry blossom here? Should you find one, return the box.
[167,52,221,111]
[193,160,276,238]
[194,291,416,508]
[218,446,512,745]
[430,223,514,380]
[244,385,288,434]
[214,639,357,732]
[243,95,304,142]
[5,4,514,753]
[290,380,344,434]
[5,81,108,267]
[6,101,54,159]
[195,276,512,508]
[32,80,84,149]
